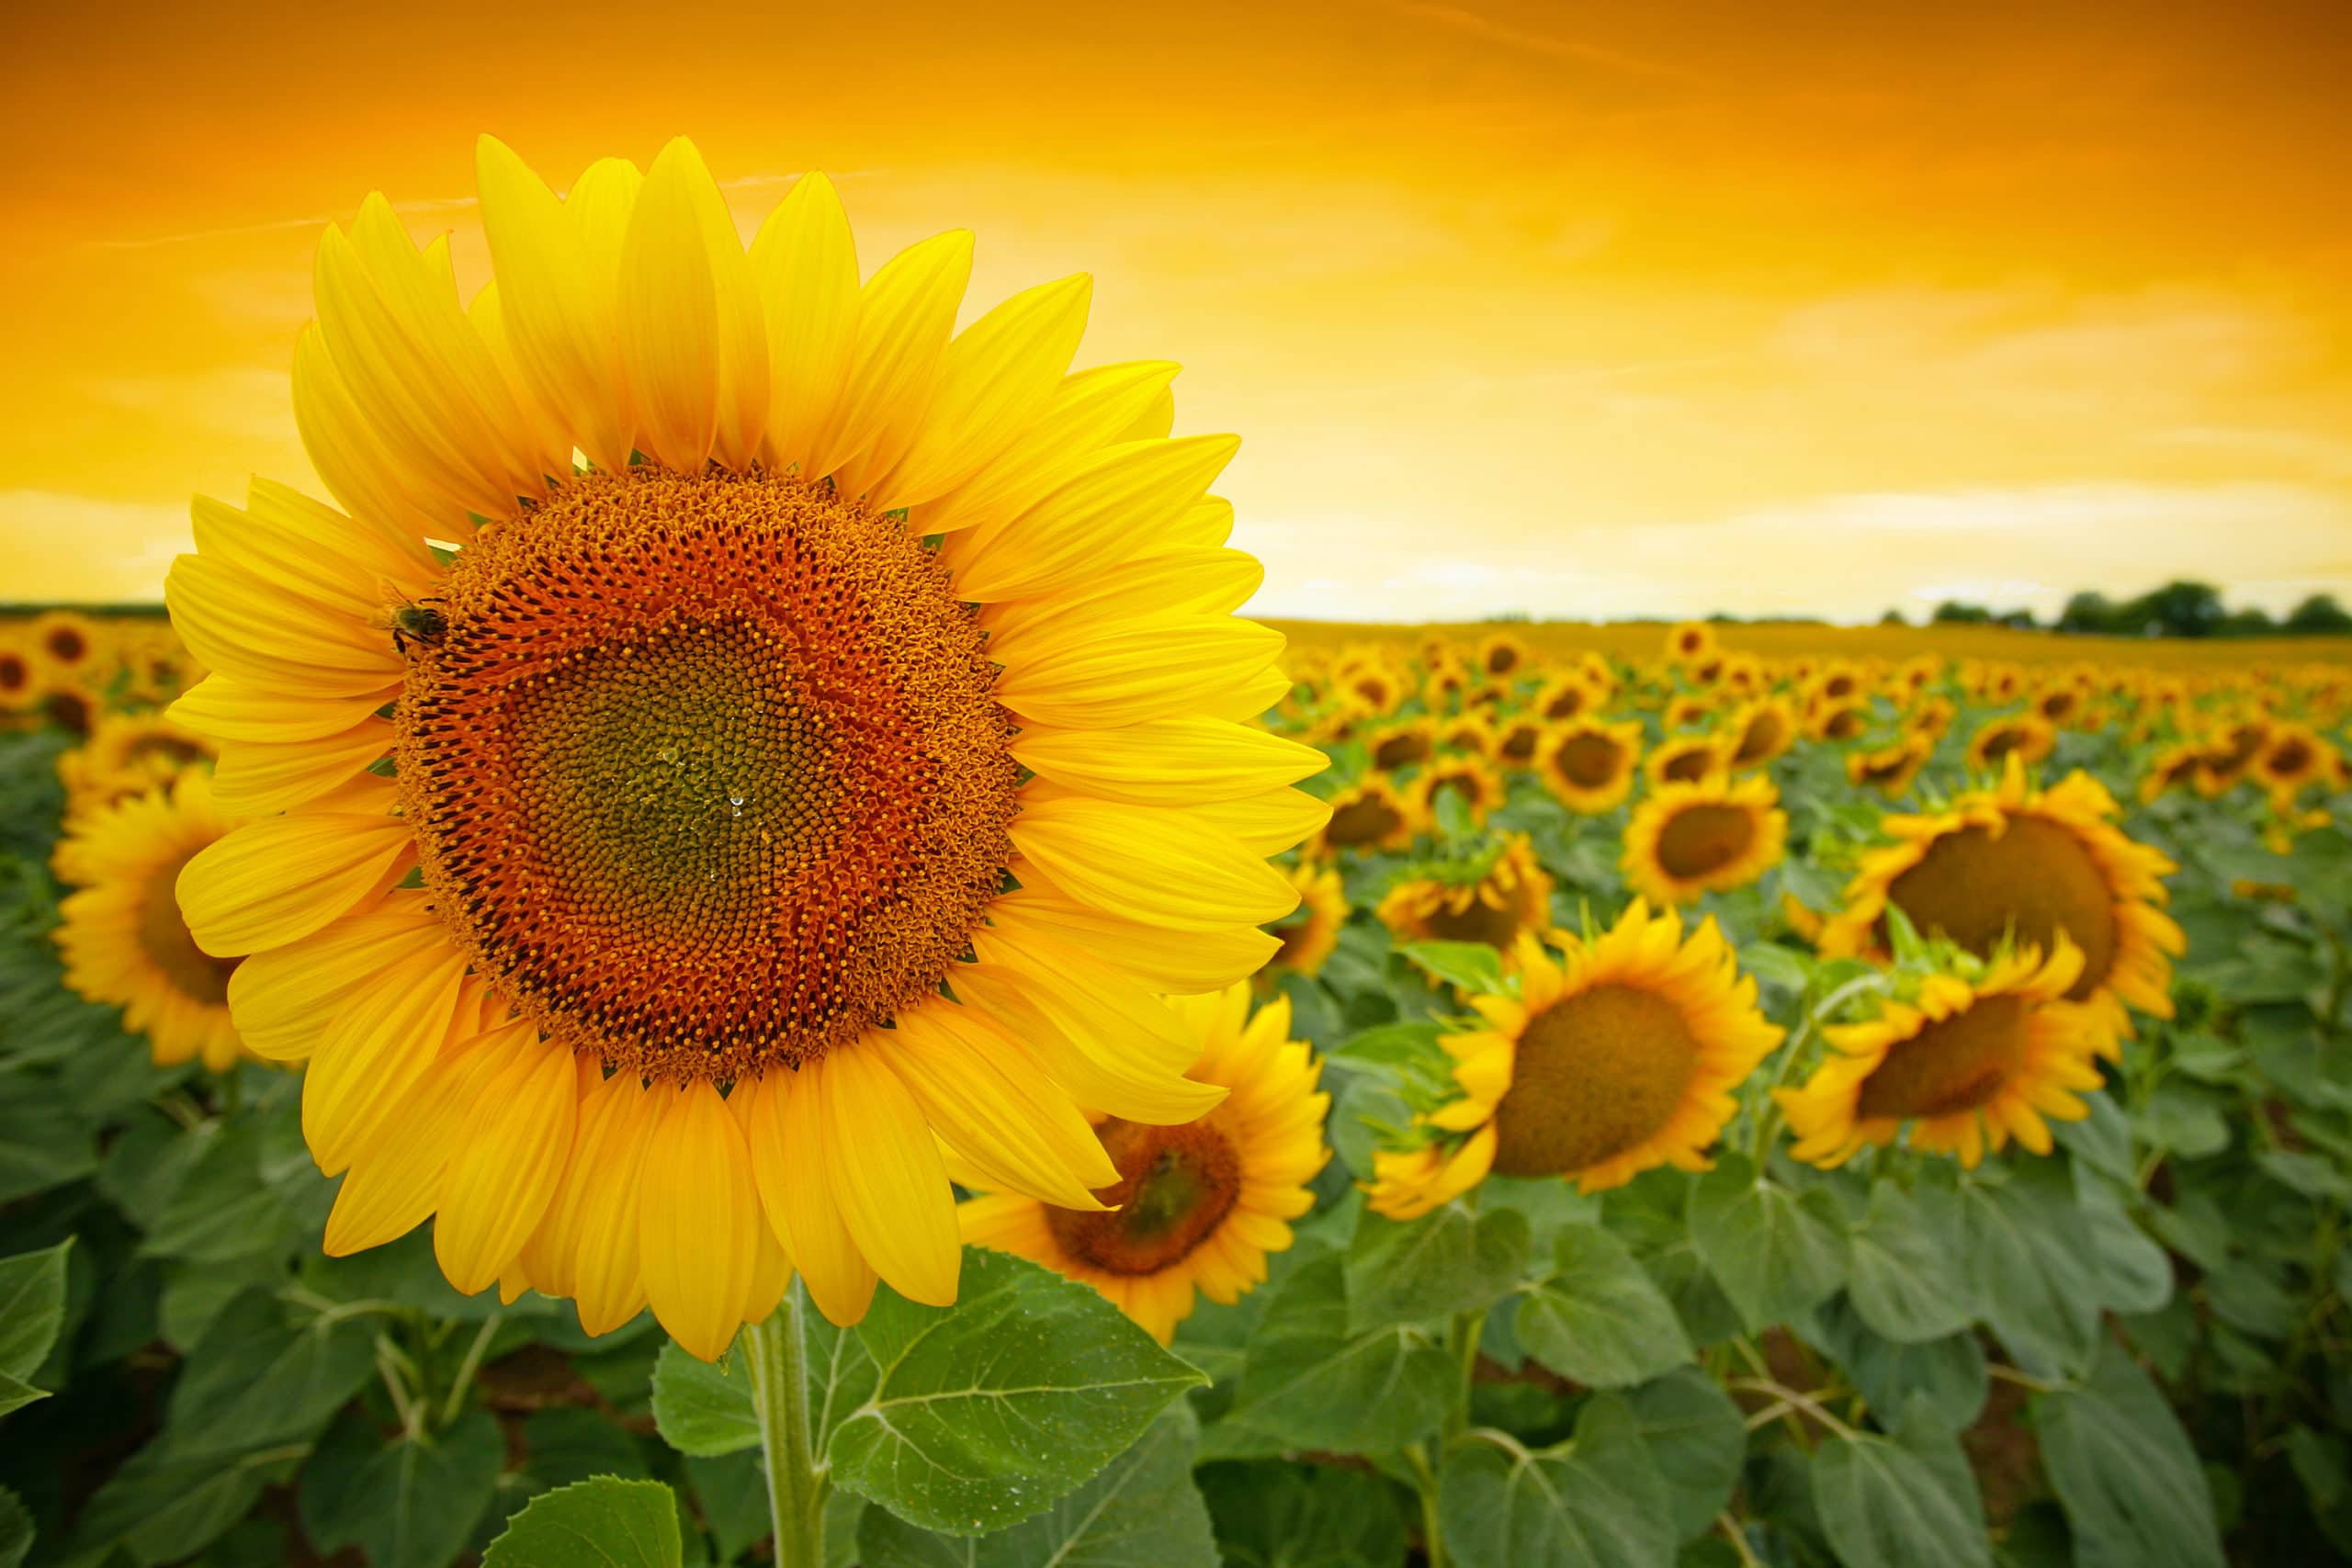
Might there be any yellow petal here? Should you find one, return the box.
[638,1080,763,1360]
[178,807,415,957]
[912,361,1179,536]
[572,1075,657,1336]
[954,960,1227,1126]
[741,1068,878,1326]
[226,892,445,1060]
[171,673,397,745]
[291,321,476,545]
[1009,715,1323,807]
[209,716,395,815]
[945,434,1239,602]
[1186,786,1331,856]
[983,548,1261,650]
[323,1028,502,1255]
[1009,794,1296,929]
[808,230,972,481]
[165,552,402,700]
[823,1044,960,1307]
[302,943,470,1175]
[993,613,1284,730]
[750,171,860,477]
[875,1004,1117,1203]
[436,1026,577,1294]
[988,883,1277,994]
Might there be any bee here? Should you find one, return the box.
[389,596,450,657]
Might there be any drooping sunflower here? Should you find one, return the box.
[52,772,247,1070]
[1815,756,2184,1051]
[1623,773,1787,905]
[1376,833,1554,951]
[1313,775,1421,854]
[1412,752,1509,828]
[960,985,1329,1343]
[1645,732,1729,788]
[1846,735,1932,797]
[1366,899,1780,1211]
[1964,713,2055,771]
[1267,859,1347,976]
[1537,716,1640,814]
[164,138,1319,1359]
[1724,697,1796,771]
[1778,940,2103,1169]
[58,709,216,820]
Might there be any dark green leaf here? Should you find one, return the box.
[1397,942,1505,997]
[1514,1226,1692,1389]
[0,1239,70,1414]
[69,1439,306,1565]
[1807,1295,1987,1432]
[1218,1252,1452,1458]
[1686,1154,1848,1331]
[1611,1370,1745,1541]
[164,1287,379,1460]
[0,1483,28,1568]
[483,1477,685,1568]
[1439,1399,1676,1568]
[1957,1163,2100,1379]
[1345,1203,1528,1332]
[1812,1403,1989,1568]
[651,1341,760,1457]
[1844,1180,1974,1342]
[684,1451,768,1567]
[1197,1461,1409,1568]
[2036,1342,2223,1568]
[301,1410,503,1568]
[0,1071,96,1204]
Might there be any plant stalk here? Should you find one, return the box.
[741,1283,827,1568]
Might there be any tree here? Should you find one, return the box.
[2056,592,2118,635]
[2285,593,2352,634]
[2127,580,2226,638]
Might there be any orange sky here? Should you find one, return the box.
[6,0,2349,621]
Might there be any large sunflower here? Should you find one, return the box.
[53,772,247,1070]
[1537,716,1640,814]
[1376,833,1554,951]
[1778,940,2103,1169]
[959,985,1329,1343]
[1622,773,1787,906]
[1815,756,2183,1051]
[1366,899,1779,1211]
[164,138,1320,1359]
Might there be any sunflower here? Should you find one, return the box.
[1623,773,1787,906]
[1535,672,1596,723]
[1816,756,2184,1051]
[1778,940,2103,1169]
[0,625,37,714]
[2196,717,2268,793]
[1267,859,1347,976]
[1437,713,1495,756]
[1664,694,1714,732]
[1665,621,1716,663]
[2253,723,2332,797]
[1645,733,1729,788]
[1377,833,1554,951]
[1368,716,1438,772]
[1537,716,1640,814]
[1313,775,1421,854]
[1807,701,1869,743]
[1905,695,1957,742]
[1476,631,1530,682]
[1491,716,1546,769]
[1412,752,1508,828]
[960,984,1328,1343]
[164,138,1317,1359]
[1964,713,2055,771]
[58,709,217,819]
[1725,698,1796,771]
[30,609,99,685]
[1367,899,1779,1212]
[52,772,247,1070]
[2135,740,2210,805]
[1846,735,1932,797]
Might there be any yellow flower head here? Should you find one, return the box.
[1376,833,1555,951]
[1622,773,1789,906]
[1538,716,1642,814]
[1314,774,1423,855]
[1367,899,1781,1212]
[961,984,1329,1344]
[1413,751,1510,828]
[1778,940,2104,1169]
[1725,697,1798,771]
[1368,716,1439,772]
[161,138,1317,1359]
[1846,735,1933,798]
[1645,732,1731,789]
[58,709,216,821]
[1267,860,1349,977]
[1964,713,2056,772]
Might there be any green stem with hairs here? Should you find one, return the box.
[741,1283,827,1568]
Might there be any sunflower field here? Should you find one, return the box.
[5,597,2348,1568]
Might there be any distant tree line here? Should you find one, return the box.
[1883,581,2352,638]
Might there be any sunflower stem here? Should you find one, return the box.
[741,1284,827,1568]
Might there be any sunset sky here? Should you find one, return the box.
[5,0,2348,622]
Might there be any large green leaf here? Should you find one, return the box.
[1216,1252,1452,1457]
[300,1410,504,1568]
[650,1340,760,1457]
[0,1239,70,1416]
[1686,1154,1849,1331]
[136,1120,296,1265]
[1610,1370,1745,1542]
[0,1071,96,1204]
[1345,1203,1529,1332]
[1197,1461,1409,1567]
[2036,1342,2224,1568]
[67,1439,307,1565]
[162,1287,379,1460]
[482,1477,684,1568]
[2073,1171,2172,1317]
[858,1407,1216,1566]
[1438,1399,1677,1568]
[828,1249,1204,1534]
[1956,1162,2100,1379]
[1843,1179,1975,1343]
[1812,1402,1990,1568]
[1514,1226,1692,1389]
[1806,1294,1987,1432]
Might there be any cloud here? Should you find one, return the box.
[2,492,192,603]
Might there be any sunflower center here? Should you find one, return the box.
[1497,724,1541,764]
[47,626,87,662]
[0,653,27,694]
[1490,983,1699,1176]
[1374,731,1431,770]
[1854,995,2029,1119]
[1326,795,1404,848]
[1544,686,1588,721]
[396,468,1018,1084]
[1822,708,1863,741]
[1883,815,2118,1002]
[141,848,240,1006]
[1417,889,1529,949]
[1553,734,1623,790]
[1977,725,2030,762]
[1045,1117,1241,1275]
[1659,745,1716,784]
[1733,712,1783,765]
[2268,739,2313,776]
[1656,803,1756,881]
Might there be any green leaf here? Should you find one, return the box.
[300,1410,504,1568]
[1811,1403,1990,1568]
[1514,1226,1692,1389]
[1843,1180,1974,1343]
[1345,1203,1528,1332]
[1686,1154,1848,1331]
[163,1288,379,1460]
[1197,1461,1409,1568]
[137,1121,295,1264]
[68,1439,307,1565]
[1439,1399,1677,1568]
[1398,942,1505,997]
[1957,1162,2100,1379]
[2036,1341,2223,1568]
[858,1407,1216,1566]
[0,1071,96,1204]
[2288,1426,2348,1516]
[1611,1370,1745,1542]
[1807,1295,1987,1432]
[2256,1149,2352,1203]
[483,1477,685,1568]
[0,1239,70,1414]
[684,1451,769,1567]
[651,1340,760,1457]
[0,1484,30,1568]
[1218,1251,1453,1457]
[2074,1175,2171,1317]
[828,1248,1204,1535]
[1740,942,1813,995]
